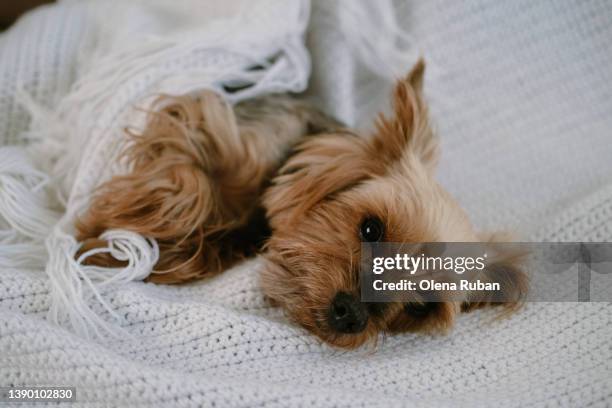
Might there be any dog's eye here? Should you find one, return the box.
[360,217,384,242]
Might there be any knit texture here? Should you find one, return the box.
[1,199,611,407]
[1,0,612,407]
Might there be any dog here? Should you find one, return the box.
[77,60,528,348]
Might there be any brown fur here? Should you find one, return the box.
[76,92,337,282]
[77,60,528,348]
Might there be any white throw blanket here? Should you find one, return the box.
[1,0,611,406]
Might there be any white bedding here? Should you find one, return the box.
[1,1,611,406]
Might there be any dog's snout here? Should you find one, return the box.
[328,292,368,334]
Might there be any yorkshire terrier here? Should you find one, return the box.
[77,60,528,348]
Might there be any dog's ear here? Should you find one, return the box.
[264,133,374,227]
[370,59,439,172]
[462,239,529,314]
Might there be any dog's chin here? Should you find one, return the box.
[387,301,459,335]
[301,315,378,350]
[319,329,378,350]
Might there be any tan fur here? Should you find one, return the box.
[77,59,528,348]
[77,92,336,282]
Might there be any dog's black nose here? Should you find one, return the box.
[328,292,368,334]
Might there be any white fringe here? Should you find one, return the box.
[0,147,59,238]
[0,147,60,270]
[45,227,159,339]
[0,144,160,339]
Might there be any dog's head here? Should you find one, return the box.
[262,61,527,348]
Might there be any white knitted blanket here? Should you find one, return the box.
[1,1,611,406]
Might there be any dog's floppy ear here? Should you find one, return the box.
[264,133,374,227]
[370,59,439,172]
[462,237,530,314]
